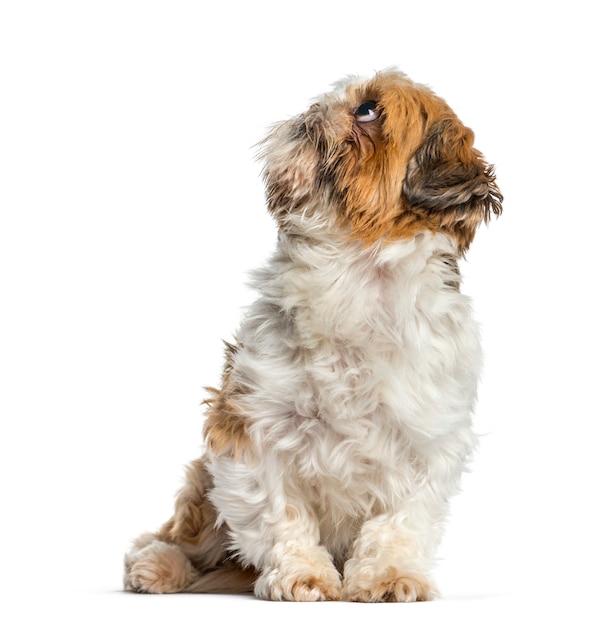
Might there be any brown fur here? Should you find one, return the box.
[337,74,501,250]
[402,117,502,251]
[185,564,257,594]
[265,70,502,252]
[124,457,255,594]
[203,341,254,460]
[158,459,224,552]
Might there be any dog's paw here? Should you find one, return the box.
[343,563,436,603]
[254,549,342,602]
[256,569,342,601]
[124,539,198,593]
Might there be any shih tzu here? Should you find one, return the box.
[124,69,502,602]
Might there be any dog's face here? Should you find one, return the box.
[261,70,502,252]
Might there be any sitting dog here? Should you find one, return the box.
[124,69,502,602]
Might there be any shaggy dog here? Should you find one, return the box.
[124,69,502,602]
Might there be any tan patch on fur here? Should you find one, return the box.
[290,575,343,602]
[334,74,446,245]
[125,539,256,595]
[125,458,255,594]
[346,567,437,603]
[159,458,223,553]
[333,73,501,252]
[203,341,254,459]
[256,545,343,601]
[285,504,300,521]
[124,540,199,593]
[262,572,343,602]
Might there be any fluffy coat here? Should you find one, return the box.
[124,69,502,602]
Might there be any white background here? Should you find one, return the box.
[1,1,608,624]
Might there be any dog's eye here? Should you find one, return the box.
[354,101,379,122]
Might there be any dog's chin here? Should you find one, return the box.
[261,70,502,252]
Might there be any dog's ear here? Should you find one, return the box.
[403,117,502,249]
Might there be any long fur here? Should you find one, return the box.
[124,69,502,602]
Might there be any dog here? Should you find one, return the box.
[124,69,502,602]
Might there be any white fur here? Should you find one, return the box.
[207,227,480,596]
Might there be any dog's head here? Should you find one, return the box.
[261,70,502,252]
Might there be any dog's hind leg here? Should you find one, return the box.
[124,456,254,594]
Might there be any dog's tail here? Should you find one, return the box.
[124,457,255,595]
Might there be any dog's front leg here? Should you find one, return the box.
[251,501,343,601]
[209,456,342,602]
[342,510,440,602]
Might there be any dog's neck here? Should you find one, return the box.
[246,229,463,350]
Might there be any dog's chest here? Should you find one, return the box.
[286,238,467,420]
[271,238,471,499]
[240,234,479,523]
